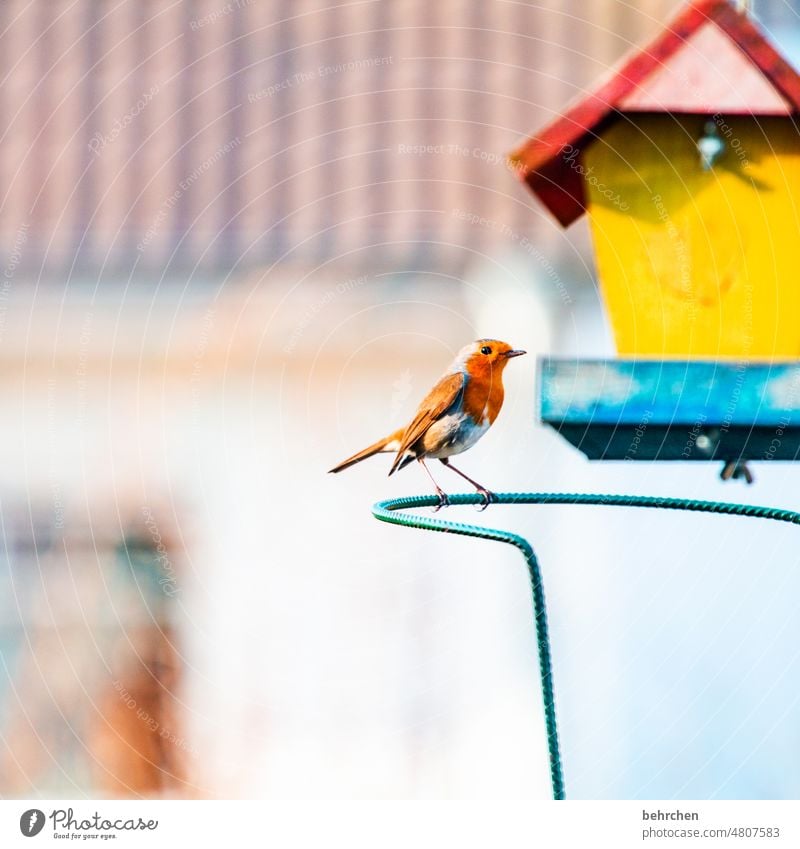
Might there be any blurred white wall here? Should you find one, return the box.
[3,234,800,799]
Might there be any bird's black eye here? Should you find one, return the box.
[480,345,492,355]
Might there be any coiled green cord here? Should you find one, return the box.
[373,492,800,800]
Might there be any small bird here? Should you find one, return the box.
[329,339,526,509]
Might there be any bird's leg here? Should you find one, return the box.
[418,458,450,511]
[721,459,754,484]
[439,458,495,510]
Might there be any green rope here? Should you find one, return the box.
[372,492,800,801]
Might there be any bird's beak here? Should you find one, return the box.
[503,349,526,359]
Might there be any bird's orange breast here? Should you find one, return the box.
[462,366,505,426]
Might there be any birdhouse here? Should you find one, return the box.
[511,0,800,478]
[510,0,800,359]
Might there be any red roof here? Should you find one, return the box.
[509,0,800,226]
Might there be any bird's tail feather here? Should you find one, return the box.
[328,428,405,473]
[391,453,416,474]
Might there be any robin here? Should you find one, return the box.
[329,339,526,509]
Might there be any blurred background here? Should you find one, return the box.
[1,0,800,800]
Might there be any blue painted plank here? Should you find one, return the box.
[540,359,800,427]
[539,359,800,463]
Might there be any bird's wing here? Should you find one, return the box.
[389,371,465,475]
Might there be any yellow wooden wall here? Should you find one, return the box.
[583,114,800,358]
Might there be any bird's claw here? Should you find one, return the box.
[431,490,495,510]
[475,489,496,511]
[432,491,451,512]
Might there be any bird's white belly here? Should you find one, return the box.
[422,413,490,458]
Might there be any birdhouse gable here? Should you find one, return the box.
[510,0,800,227]
[617,21,792,115]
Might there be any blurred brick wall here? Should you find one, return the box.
[0,0,678,275]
